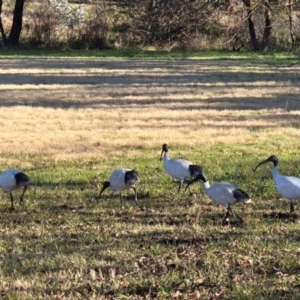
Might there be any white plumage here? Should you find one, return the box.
[186,173,252,225]
[254,155,300,213]
[0,169,30,210]
[160,143,202,195]
[98,168,142,210]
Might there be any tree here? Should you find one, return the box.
[286,0,298,49]
[113,0,210,48]
[0,0,26,47]
[241,0,272,51]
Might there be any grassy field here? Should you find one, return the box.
[0,50,300,299]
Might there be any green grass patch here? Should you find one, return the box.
[0,54,299,298]
[0,48,298,65]
[0,150,300,299]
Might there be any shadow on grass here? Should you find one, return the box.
[0,59,299,112]
[0,93,299,116]
[0,57,292,71]
[262,211,299,222]
[32,179,90,188]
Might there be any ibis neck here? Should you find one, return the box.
[163,152,170,160]
[203,181,210,189]
[271,166,280,178]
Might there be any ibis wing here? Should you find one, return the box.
[233,188,250,202]
[206,183,250,206]
[0,169,22,192]
[109,168,139,191]
[15,172,30,186]
[275,175,300,200]
[124,170,140,185]
[164,158,193,179]
[109,169,128,191]
[188,164,203,177]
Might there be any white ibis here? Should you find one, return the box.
[160,143,203,196]
[0,169,30,210]
[254,155,300,213]
[185,173,252,225]
[98,168,143,210]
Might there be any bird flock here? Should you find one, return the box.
[0,144,299,225]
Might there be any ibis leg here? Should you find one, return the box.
[119,193,124,209]
[229,206,243,224]
[19,185,27,205]
[9,193,15,210]
[132,187,143,211]
[222,208,230,225]
[177,180,183,194]
[186,183,194,196]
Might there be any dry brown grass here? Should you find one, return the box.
[0,58,299,163]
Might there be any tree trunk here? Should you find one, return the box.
[287,0,296,49]
[0,0,7,45]
[242,0,260,51]
[261,0,272,50]
[7,0,25,47]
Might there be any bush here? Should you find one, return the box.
[20,0,109,49]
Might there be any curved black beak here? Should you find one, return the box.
[159,149,164,161]
[185,173,207,191]
[253,155,278,172]
[98,181,110,199]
